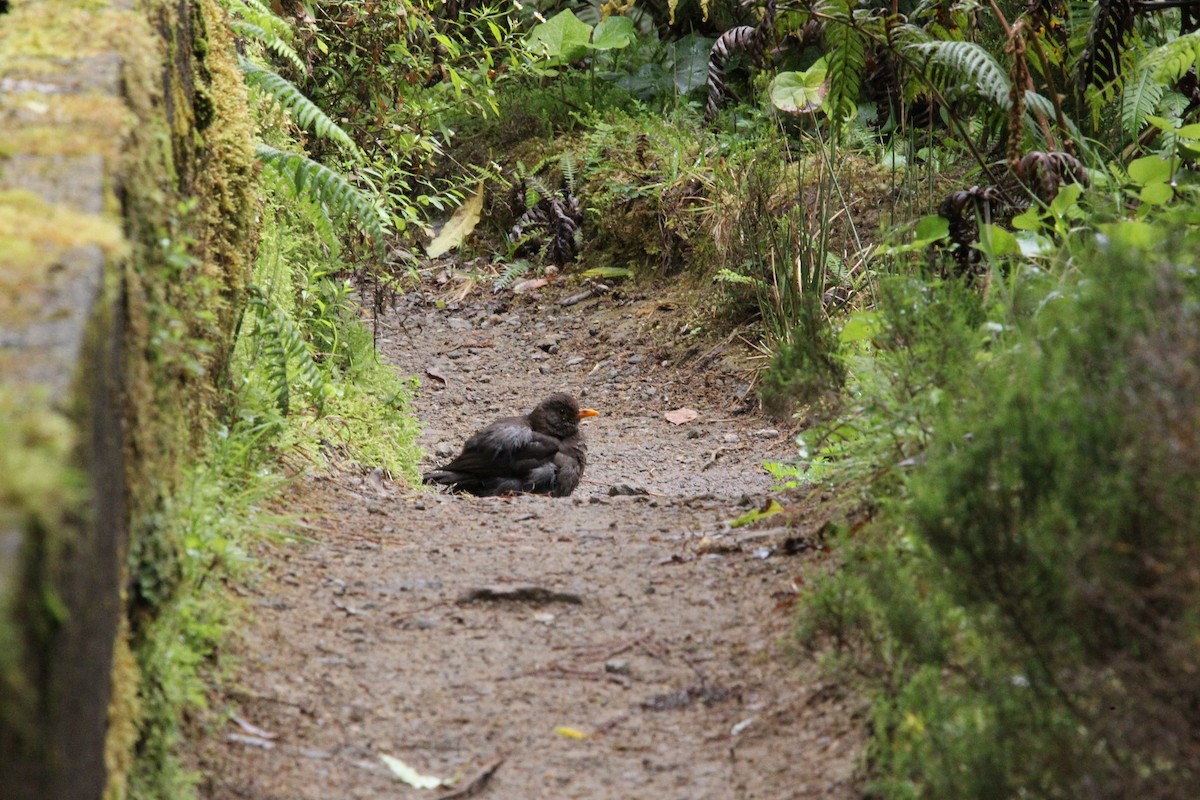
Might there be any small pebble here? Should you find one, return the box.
[604,659,632,676]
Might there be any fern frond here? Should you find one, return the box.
[1077,0,1136,91]
[493,259,533,293]
[258,163,337,247]
[910,40,1011,108]
[560,152,579,194]
[1141,31,1200,85]
[249,291,329,416]
[256,144,389,244]
[823,3,867,126]
[524,175,554,206]
[229,20,306,74]
[1121,66,1166,136]
[241,59,359,154]
[226,0,293,41]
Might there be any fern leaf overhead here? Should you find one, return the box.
[241,59,359,155]
[1122,66,1166,136]
[223,0,305,73]
[822,1,867,126]
[256,144,389,245]
[1077,0,1136,92]
[230,20,306,74]
[1141,31,1200,86]
[910,40,1011,109]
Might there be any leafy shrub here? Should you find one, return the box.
[801,233,1200,799]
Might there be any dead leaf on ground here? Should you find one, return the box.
[511,277,549,294]
[230,712,277,740]
[425,366,449,386]
[664,407,699,425]
[554,725,589,740]
[380,754,447,789]
[226,732,276,749]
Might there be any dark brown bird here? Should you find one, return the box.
[423,393,599,497]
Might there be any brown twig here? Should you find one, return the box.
[701,445,742,472]
[437,758,505,800]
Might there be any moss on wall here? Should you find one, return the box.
[0,0,260,795]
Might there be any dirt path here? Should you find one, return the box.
[194,275,863,799]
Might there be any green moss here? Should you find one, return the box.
[0,387,81,736]
[0,93,131,160]
[0,190,126,309]
[0,1,134,69]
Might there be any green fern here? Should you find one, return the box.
[241,59,359,155]
[492,259,533,293]
[223,0,306,74]
[560,152,579,194]
[257,165,338,248]
[256,144,389,244]
[1122,66,1167,137]
[911,40,1011,110]
[1142,31,1200,86]
[823,3,868,129]
[248,291,328,416]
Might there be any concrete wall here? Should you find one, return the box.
[0,0,256,796]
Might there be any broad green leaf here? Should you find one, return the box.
[1010,206,1042,231]
[592,15,636,51]
[526,10,593,63]
[426,183,484,258]
[1099,220,1160,249]
[617,63,672,99]
[770,61,829,115]
[666,34,714,94]
[1047,182,1083,218]
[1175,122,1200,139]
[1014,230,1053,257]
[976,224,1020,258]
[913,214,949,244]
[840,312,882,344]
[1144,114,1176,132]
[1127,155,1172,186]
[1139,182,1174,205]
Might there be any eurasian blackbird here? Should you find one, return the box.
[423,392,599,497]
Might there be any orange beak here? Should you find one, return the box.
[577,408,600,419]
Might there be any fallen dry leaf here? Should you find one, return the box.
[511,277,549,294]
[664,407,699,425]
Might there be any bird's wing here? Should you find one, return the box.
[441,418,560,477]
[550,436,587,497]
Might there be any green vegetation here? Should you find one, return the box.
[10,0,1198,795]
[299,1,1194,797]
[119,2,422,795]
